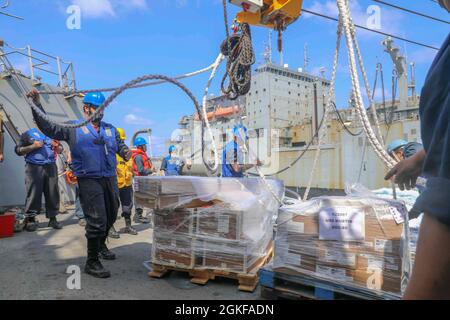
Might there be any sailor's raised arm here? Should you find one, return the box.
[28,90,72,142]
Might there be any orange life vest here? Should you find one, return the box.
[132,148,152,176]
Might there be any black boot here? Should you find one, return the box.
[133,208,150,224]
[48,217,63,230]
[24,217,39,232]
[85,238,111,278]
[121,217,138,235]
[99,236,116,260]
[108,225,120,239]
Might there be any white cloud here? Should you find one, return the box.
[71,0,148,19]
[124,113,153,126]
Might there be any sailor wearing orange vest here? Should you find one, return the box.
[115,128,138,235]
[131,137,153,224]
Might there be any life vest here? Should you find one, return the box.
[222,140,244,178]
[132,148,152,176]
[70,122,118,178]
[116,154,133,188]
[24,128,56,165]
[164,155,182,176]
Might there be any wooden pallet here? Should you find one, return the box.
[259,267,363,300]
[148,243,274,292]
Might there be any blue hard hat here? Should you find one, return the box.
[169,145,176,153]
[232,124,249,140]
[83,92,106,108]
[387,139,408,154]
[134,137,147,147]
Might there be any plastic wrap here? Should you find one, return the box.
[273,193,410,299]
[136,176,283,274]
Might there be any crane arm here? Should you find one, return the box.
[230,0,303,30]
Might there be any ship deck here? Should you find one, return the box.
[0,209,259,300]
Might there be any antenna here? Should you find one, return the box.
[263,30,273,64]
[304,43,309,72]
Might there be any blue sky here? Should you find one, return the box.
[1,0,449,155]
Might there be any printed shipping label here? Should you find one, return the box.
[218,215,230,234]
[368,258,384,270]
[321,251,356,267]
[389,206,405,224]
[288,222,305,234]
[374,239,393,253]
[319,206,365,241]
[316,265,350,282]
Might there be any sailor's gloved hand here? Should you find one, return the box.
[385,149,426,190]
[27,89,41,106]
[124,149,133,161]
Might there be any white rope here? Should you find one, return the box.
[303,20,343,201]
[351,26,385,146]
[201,53,225,173]
[337,0,396,169]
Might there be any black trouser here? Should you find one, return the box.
[24,163,60,219]
[77,177,120,240]
[119,185,133,219]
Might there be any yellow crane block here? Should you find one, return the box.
[233,0,303,30]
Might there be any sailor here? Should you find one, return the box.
[115,128,137,235]
[385,11,450,299]
[386,139,424,162]
[222,125,260,178]
[28,90,132,279]
[131,137,152,224]
[14,126,63,231]
[160,145,190,176]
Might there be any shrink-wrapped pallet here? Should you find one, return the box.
[273,196,410,299]
[138,176,283,274]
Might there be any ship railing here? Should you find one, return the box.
[0,42,76,92]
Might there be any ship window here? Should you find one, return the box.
[288,82,291,86]
[263,88,266,92]
[411,129,417,135]
[256,91,258,94]
[289,91,291,95]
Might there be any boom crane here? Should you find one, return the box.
[229,1,303,53]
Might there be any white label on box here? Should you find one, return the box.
[218,215,230,234]
[319,206,365,241]
[374,239,393,253]
[316,265,350,282]
[368,258,384,270]
[386,263,399,271]
[133,180,140,192]
[288,222,305,234]
[365,241,374,248]
[389,206,405,224]
[321,251,356,267]
[286,253,302,266]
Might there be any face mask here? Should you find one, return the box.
[87,108,104,124]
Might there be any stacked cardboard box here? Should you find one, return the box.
[137,176,283,274]
[274,197,409,298]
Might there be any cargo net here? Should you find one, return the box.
[134,176,284,274]
[273,195,411,300]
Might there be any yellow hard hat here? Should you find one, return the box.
[117,128,126,140]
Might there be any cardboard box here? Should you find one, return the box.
[154,210,195,235]
[152,232,195,269]
[195,208,242,240]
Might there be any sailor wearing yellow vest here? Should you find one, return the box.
[115,128,138,236]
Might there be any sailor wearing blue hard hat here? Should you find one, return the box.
[222,124,261,178]
[28,89,132,279]
[160,144,190,176]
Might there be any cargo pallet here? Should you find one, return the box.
[259,267,402,300]
[148,244,274,292]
